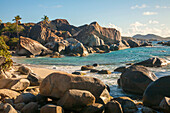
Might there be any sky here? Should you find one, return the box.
[0,0,170,37]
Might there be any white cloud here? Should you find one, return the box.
[122,21,170,37]
[108,23,123,33]
[149,20,159,24]
[131,4,147,9]
[143,12,158,15]
[155,5,170,9]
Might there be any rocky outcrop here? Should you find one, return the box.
[135,57,169,67]
[119,65,158,95]
[127,39,140,48]
[16,36,52,56]
[0,89,20,99]
[40,72,110,104]
[40,104,64,113]
[29,24,61,44]
[143,76,170,109]
[74,22,121,45]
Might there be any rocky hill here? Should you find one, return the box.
[133,34,170,41]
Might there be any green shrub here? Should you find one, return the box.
[7,37,19,50]
[0,36,13,70]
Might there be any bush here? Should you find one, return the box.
[0,36,13,70]
[7,37,19,50]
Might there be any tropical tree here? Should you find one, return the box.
[12,15,21,39]
[41,15,49,27]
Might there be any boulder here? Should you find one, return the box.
[93,63,99,67]
[90,69,99,73]
[121,40,130,47]
[114,41,130,50]
[40,104,64,113]
[105,100,123,113]
[15,93,36,104]
[52,42,66,52]
[2,103,18,113]
[0,70,8,79]
[0,78,30,91]
[113,97,137,113]
[80,103,104,113]
[72,72,86,76]
[159,97,170,112]
[16,36,53,56]
[143,76,170,109]
[81,65,94,71]
[72,42,89,56]
[127,39,140,48]
[135,57,169,67]
[163,41,170,46]
[14,102,25,111]
[27,73,42,86]
[57,89,95,111]
[75,22,121,45]
[119,65,157,95]
[114,66,126,73]
[82,34,105,47]
[40,72,110,104]
[21,102,38,113]
[141,42,152,46]
[98,70,112,74]
[50,52,60,58]
[66,38,79,45]
[18,65,32,75]
[0,89,20,99]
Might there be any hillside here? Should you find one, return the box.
[133,34,170,40]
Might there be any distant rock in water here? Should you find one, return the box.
[135,57,169,67]
[16,36,52,56]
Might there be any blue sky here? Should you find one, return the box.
[0,0,170,37]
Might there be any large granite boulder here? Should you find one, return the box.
[16,36,52,56]
[135,57,169,67]
[105,100,123,113]
[0,89,20,99]
[21,102,38,113]
[113,41,130,50]
[74,22,121,45]
[143,76,170,109]
[0,103,18,113]
[57,89,95,111]
[119,65,158,95]
[0,78,30,91]
[127,39,140,48]
[28,23,61,44]
[40,72,110,104]
[82,34,104,47]
[67,42,89,56]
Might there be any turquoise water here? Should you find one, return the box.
[13,44,170,98]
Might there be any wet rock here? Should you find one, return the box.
[40,104,64,113]
[57,89,95,111]
[15,93,36,104]
[143,76,170,109]
[127,39,140,48]
[98,70,111,74]
[50,52,60,58]
[113,97,137,113]
[159,97,170,112]
[120,65,157,95]
[105,100,123,113]
[72,72,86,75]
[27,73,42,86]
[93,63,99,67]
[21,102,38,113]
[90,69,99,73]
[18,65,32,75]
[114,66,126,73]
[40,72,110,104]
[81,65,94,71]
[80,103,104,113]
[135,57,169,67]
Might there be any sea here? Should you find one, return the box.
[12,41,170,99]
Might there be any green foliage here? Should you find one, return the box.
[0,35,9,43]
[0,19,2,24]
[7,37,19,50]
[12,15,22,23]
[41,15,49,22]
[0,36,13,70]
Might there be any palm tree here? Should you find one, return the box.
[12,15,21,39]
[41,15,49,28]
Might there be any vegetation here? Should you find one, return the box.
[7,37,19,50]
[41,15,49,23]
[12,15,22,39]
[0,36,13,71]
[0,19,2,24]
